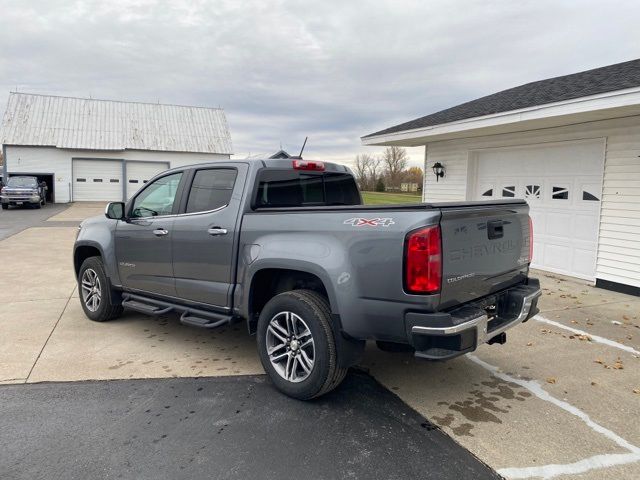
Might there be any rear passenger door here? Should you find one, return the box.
[171,164,248,309]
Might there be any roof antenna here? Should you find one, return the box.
[297,136,308,159]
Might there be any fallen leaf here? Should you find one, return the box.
[591,381,597,386]
[612,321,622,326]
[546,377,557,384]
[571,320,578,324]
[623,315,630,321]
[633,389,640,394]
[594,358,604,364]
[578,335,592,342]
[526,342,533,347]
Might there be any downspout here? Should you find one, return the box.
[422,144,428,202]
[1,144,7,182]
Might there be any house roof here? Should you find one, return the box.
[269,149,292,159]
[363,58,640,139]
[0,92,233,154]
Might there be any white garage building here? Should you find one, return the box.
[1,93,232,203]
[363,59,640,295]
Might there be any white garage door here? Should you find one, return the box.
[126,161,169,199]
[73,159,123,201]
[473,140,604,280]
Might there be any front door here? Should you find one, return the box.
[115,171,184,296]
[172,165,247,308]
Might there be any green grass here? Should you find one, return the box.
[361,191,422,205]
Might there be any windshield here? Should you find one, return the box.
[7,177,37,188]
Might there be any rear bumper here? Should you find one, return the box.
[406,279,541,360]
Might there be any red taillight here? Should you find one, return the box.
[404,225,442,294]
[292,159,325,171]
[528,216,534,262]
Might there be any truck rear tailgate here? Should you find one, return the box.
[438,202,531,309]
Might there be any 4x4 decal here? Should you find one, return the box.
[344,217,395,227]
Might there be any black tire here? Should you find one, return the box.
[78,256,123,322]
[34,201,41,209]
[257,289,347,400]
[1,204,7,210]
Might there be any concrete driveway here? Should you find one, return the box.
[1,202,639,479]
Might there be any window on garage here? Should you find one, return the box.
[552,186,569,200]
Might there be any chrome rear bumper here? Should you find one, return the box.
[408,280,541,360]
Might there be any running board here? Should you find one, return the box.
[180,311,231,329]
[121,298,173,316]
[121,293,233,329]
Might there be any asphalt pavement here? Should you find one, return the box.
[0,371,498,480]
[0,203,70,240]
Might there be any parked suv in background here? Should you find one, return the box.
[1,176,48,209]
[74,159,540,399]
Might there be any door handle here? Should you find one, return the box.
[153,228,169,237]
[208,227,228,236]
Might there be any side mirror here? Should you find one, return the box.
[105,202,126,220]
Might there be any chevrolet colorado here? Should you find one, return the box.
[74,159,540,399]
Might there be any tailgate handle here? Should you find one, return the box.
[487,220,504,240]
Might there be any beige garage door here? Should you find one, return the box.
[473,140,604,280]
[73,159,123,201]
[126,161,170,199]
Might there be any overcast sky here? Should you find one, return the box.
[1,0,639,167]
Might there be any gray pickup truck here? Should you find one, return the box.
[1,175,47,209]
[74,158,540,399]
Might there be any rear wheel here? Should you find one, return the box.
[257,289,347,400]
[78,256,123,322]
[1,204,7,210]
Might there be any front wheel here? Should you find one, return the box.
[78,256,123,322]
[257,289,347,400]
[1,204,7,210]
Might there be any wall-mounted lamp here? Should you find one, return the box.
[432,162,445,182]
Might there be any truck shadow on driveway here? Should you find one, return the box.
[0,371,499,480]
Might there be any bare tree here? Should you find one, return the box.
[367,156,382,190]
[353,153,374,190]
[382,146,408,190]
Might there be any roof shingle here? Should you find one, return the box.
[363,58,640,138]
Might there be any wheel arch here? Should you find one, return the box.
[74,243,104,277]
[247,267,335,331]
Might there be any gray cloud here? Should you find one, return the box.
[1,0,639,166]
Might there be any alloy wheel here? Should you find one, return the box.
[81,268,102,312]
[266,311,315,383]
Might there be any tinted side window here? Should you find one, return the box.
[186,169,237,213]
[131,172,183,218]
